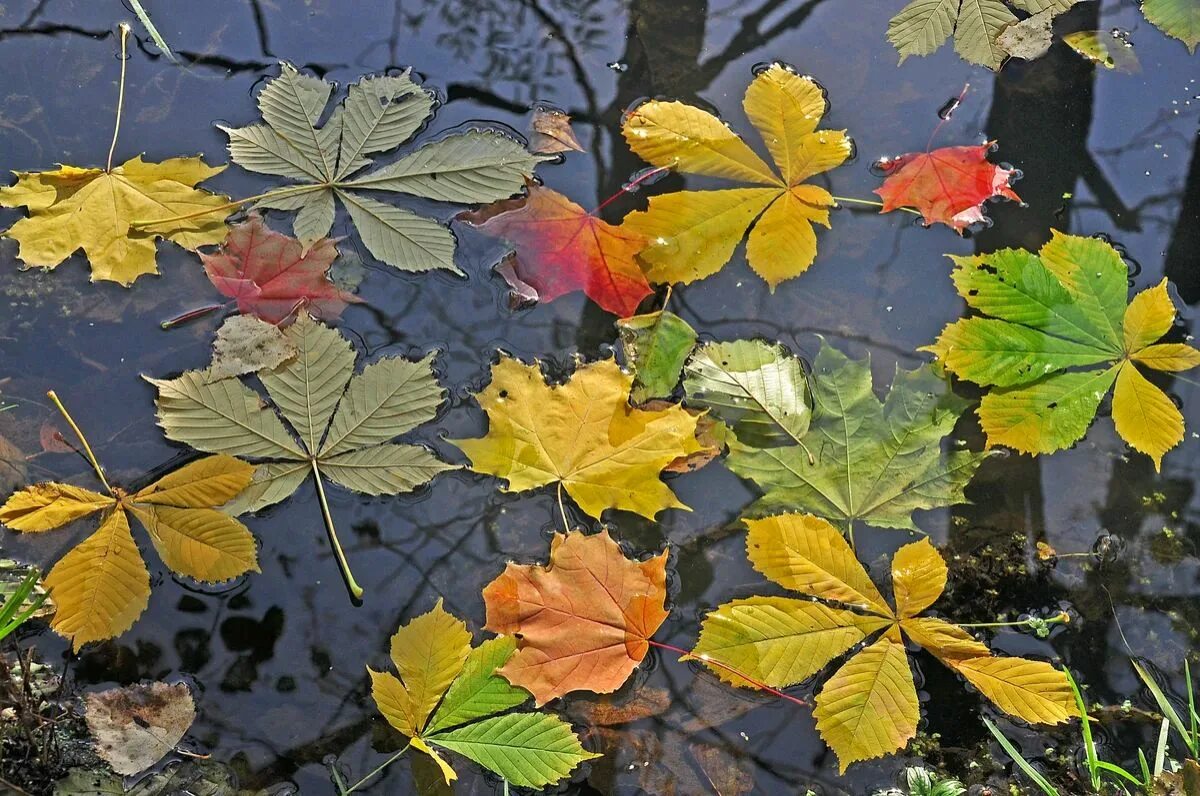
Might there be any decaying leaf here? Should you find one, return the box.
[925,231,1200,470]
[618,310,698,403]
[483,528,669,704]
[200,214,360,324]
[1141,0,1200,52]
[0,452,257,650]
[461,183,652,317]
[206,315,297,381]
[888,0,1083,70]
[724,338,987,532]
[0,156,229,286]
[148,312,454,597]
[528,106,585,154]
[369,600,598,787]
[84,682,195,776]
[621,64,852,288]
[874,143,1020,232]
[997,11,1055,60]
[221,63,547,273]
[0,431,27,496]
[451,356,702,520]
[693,513,1075,770]
[1063,30,1141,71]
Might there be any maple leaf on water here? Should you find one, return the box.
[925,231,1200,470]
[200,214,361,324]
[692,513,1075,770]
[873,143,1020,233]
[221,63,548,274]
[450,355,702,520]
[621,63,852,288]
[147,312,455,598]
[719,338,987,532]
[0,447,258,650]
[460,183,652,317]
[368,600,598,788]
[482,529,669,704]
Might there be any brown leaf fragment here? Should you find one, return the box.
[529,106,585,154]
[84,681,196,776]
[570,687,672,727]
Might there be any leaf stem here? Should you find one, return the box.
[556,482,571,533]
[106,23,131,173]
[160,302,230,330]
[310,460,364,600]
[647,639,808,708]
[592,165,671,215]
[341,743,411,794]
[46,390,112,494]
[958,613,1070,630]
[131,184,325,228]
[830,196,921,216]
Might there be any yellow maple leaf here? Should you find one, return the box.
[692,514,1076,771]
[451,356,702,520]
[620,64,852,288]
[0,26,229,286]
[0,395,257,650]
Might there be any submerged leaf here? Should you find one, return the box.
[84,682,195,776]
[1062,30,1141,71]
[618,310,698,402]
[528,107,585,154]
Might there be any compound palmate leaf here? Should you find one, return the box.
[221,63,547,273]
[451,356,702,520]
[621,63,852,288]
[0,454,257,650]
[369,600,598,788]
[724,338,987,532]
[147,312,455,596]
[925,231,1200,470]
[692,513,1074,770]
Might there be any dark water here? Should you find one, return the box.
[0,0,1198,793]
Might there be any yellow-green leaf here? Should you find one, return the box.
[388,599,473,735]
[1132,343,1200,372]
[890,538,946,618]
[1123,279,1176,353]
[1112,362,1183,472]
[0,483,114,532]
[950,656,1075,724]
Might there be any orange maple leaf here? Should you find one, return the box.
[874,142,1019,233]
[461,183,652,317]
[482,529,669,705]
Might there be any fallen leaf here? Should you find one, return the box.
[483,528,669,704]
[621,64,851,288]
[569,688,672,727]
[1,453,257,649]
[528,106,585,154]
[369,601,598,787]
[618,310,698,402]
[206,315,297,381]
[724,338,987,532]
[1036,540,1058,562]
[451,355,702,519]
[889,0,1083,69]
[1063,30,1141,71]
[997,11,1055,60]
[84,682,195,775]
[39,423,75,454]
[1141,0,1200,53]
[693,513,1075,771]
[874,143,1020,232]
[200,214,361,324]
[0,432,28,496]
[461,183,652,317]
[925,232,1200,470]
[0,156,229,286]
[222,64,547,273]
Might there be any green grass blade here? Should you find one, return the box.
[1153,717,1170,778]
[1064,668,1101,790]
[983,718,1060,796]
[127,0,178,64]
[1094,760,1142,787]
[1186,660,1198,751]
[1132,659,1195,755]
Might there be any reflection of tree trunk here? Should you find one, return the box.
[1164,137,1200,304]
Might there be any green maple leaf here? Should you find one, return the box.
[221,63,548,273]
[723,339,987,533]
[1141,0,1200,52]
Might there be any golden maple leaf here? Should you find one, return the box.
[0,395,258,650]
[620,63,852,288]
[450,355,702,520]
[692,513,1075,770]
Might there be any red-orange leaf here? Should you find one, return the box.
[461,184,652,317]
[874,143,1019,233]
[201,214,361,324]
[482,528,669,705]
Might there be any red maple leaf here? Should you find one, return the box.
[873,143,1019,233]
[460,183,652,317]
[200,215,360,324]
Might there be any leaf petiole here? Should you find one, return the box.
[131,184,326,229]
[339,743,411,794]
[310,460,364,600]
[46,390,112,494]
[106,23,130,173]
[829,196,921,216]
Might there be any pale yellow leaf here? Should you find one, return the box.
[1133,343,1200,372]
[742,65,830,184]
[890,538,946,618]
[951,656,1075,724]
[744,186,833,288]
[370,667,423,737]
[900,617,990,662]
[0,483,114,532]
[129,505,259,583]
[1112,361,1183,472]
[130,455,253,508]
[412,737,458,785]
[1123,278,1175,353]
[388,599,472,735]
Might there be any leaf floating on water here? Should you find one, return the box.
[1062,30,1141,72]
[724,338,987,532]
[221,63,549,273]
[528,106,585,154]
[693,514,1075,771]
[925,232,1200,470]
[874,143,1021,233]
[206,315,297,381]
[200,214,361,325]
[84,682,195,776]
[1140,0,1200,52]
[483,528,669,704]
[621,64,851,288]
[996,10,1055,61]
[451,355,702,520]
[461,183,652,317]
[369,601,598,787]
[617,310,698,403]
